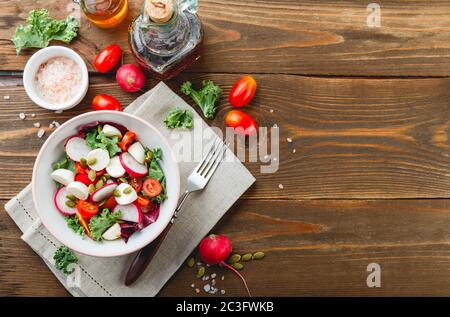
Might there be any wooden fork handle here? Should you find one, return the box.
[124,222,173,286]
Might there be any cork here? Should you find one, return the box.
[146,0,173,24]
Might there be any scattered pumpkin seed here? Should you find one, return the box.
[65,200,76,208]
[119,177,128,183]
[229,254,241,264]
[231,262,244,270]
[197,266,205,278]
[97,125,103,133]
[187,257,195,268]
[123,187,132,194]
[66,194,76,201]
[144,151,153,163]
[95,179,104,189]
[87,157,97,165]
[113,189,121,197]
[79,158,87,167]
[103,173,110,179]
[88,170,96,181]
[101,176,108,183]
[252,251,265,260]
[88,184,96,194]
[242,253,252,262]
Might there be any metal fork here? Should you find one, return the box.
[125,139,228,286]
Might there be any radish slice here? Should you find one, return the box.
[65,136,91,162]
[114,203,142,223]
[102,124,122,138]
[106,156,125,178]
[54,187,76,216]
[102,223,121,240]
[51,169,75,186]
[91,182,118,202]
[119,152,147,178]
[114,183,138,205]
[128,142,145,164]
[87,149,110,171]
[67,181,89,200]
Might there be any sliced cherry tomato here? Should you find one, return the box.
[102,196,117,210]
[229,75,257,107]
[94,44,122,73]
[96,169,106,178]
[129,177,143,193]
[225,110,258,136]
[76,211,91,236]
[76,200,99,219]
[119,131,136,151]
[92,94,122,111]
[143,178,162,197]
[75,162,87,174]
[136,195,150,208]
[75,173,94,186]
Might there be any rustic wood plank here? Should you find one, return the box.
[2,74,450,199]
[2,0,450,76]
[3,198,450,296]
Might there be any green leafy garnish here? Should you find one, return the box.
[146,148,167,203]
[52,156,76,172]
[181,80,221,119]
[12,9,79,55]
[88,209,121,241]
[86,127,121,157]
[66,216,85,237]
[53,246,78,275]
[164,107,194,130]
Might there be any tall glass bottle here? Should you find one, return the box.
[128,0,203,80]
[80,0,128,29]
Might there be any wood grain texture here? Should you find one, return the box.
[3,198,450,296]
[2,0,450,76]
[2,74,450,199]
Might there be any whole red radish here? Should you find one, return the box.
[199,234,251,296]
[116,64,145,92]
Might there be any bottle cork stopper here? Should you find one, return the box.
[146,0,173,24]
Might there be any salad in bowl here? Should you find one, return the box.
[33,111,180,257]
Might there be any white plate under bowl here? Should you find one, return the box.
[32,111,180,257]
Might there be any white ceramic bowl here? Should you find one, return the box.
[23,46,89,111]
[32,111,180,257]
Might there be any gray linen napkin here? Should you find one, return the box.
[4,82,255,297]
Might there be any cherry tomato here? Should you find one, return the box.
[76,211,91,236]
[225,110,258,136]
[129,177,143,193]
[75,162,87,174]
[143,178,162,197]
[92,94,122,111]
[75,173,94,186]
[94,44,122,73]
[136,195,150,208]
[102,196,117,210]
[76,200,99,219]
[229,75,257,107]
[119,131,136,151]
[96,169,106,178]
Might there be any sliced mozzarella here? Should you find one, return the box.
[66,181,89,200]
[65,136,91,162]
[114,183,138,205]
[87,148,110,171]
[113,204,142,223]
[102,124,122,138]
[102,223,121,240]
[51,169,75,186]
[128,142,145,164]
[106,156,125,178]
[91,182,118,202]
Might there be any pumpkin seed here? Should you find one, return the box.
[103,173,110,179]
[197,266,205,278]
[98,125,102,133]
[187,257,195,268]
[231,263,244,270]
[252,251,265,260]
[95,179,104,189]
[88,170,96,181]
[229,254,241,264]
[242,253,252,262]
[79,158,87,167]
[66,194,76,201]
[87,157,97,166]
[88,184,96,194]
[144,151,153,163]
[101,176,107,183]
[123,187,132,194]
[65,200,76,208]
[113,189,121,197]
[119,177,128,183]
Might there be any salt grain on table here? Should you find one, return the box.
[191,283,195,288]
[270,109,274,113]
[33,122,41,128]
[287,137,293,143]
[221,290,226,295]
[31,113,36,117]
[221,275,225,280]
[52,121,60,128]
[19,113,26,120]
[4,95,10,100]
[203,284,211,293]
[195,288,200,294]
[54,110,63,114]
[211,279,216,286]
[37,129,45,138]
[293,148,296,153]
[49,123,54,128]
[278,184,284,189]
[211,273,217,279]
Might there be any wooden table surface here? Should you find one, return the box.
[2,0,450,296]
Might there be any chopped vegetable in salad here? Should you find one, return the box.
[51,123,167,243]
